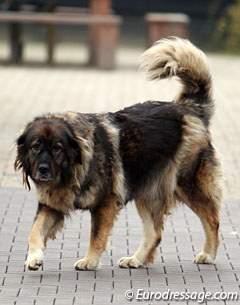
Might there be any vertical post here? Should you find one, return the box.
[8,0,22,63]
[46,25,56,65]
[94,21,120,69]
[145,13,189,48]
[45,0,56,65]
[9,22,23,63]
[89,0,111,15]
[88,0,111,67]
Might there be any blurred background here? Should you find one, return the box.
[0,0,239,67]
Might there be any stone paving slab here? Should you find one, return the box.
[0,187,239,304]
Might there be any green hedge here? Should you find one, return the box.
[212,0,240,53]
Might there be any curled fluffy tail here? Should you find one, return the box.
[141,37,214,123]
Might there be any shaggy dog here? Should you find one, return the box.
[15,37,222,271]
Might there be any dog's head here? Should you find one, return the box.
[14,116,84,190]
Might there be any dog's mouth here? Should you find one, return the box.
[33,163,53,182]
[34,172,53,182]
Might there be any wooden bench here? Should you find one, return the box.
[145,13,190,47]
[0,10,122,69]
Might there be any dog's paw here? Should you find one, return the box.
[194,251,215,264]
[74,258,99,271]
[118,256,144,268]
[25,249,44,271]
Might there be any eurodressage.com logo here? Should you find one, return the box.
[124,288,239,303]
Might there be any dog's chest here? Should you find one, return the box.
[37,186,76,215]
[72,184,102,210]
[36,183,101,213]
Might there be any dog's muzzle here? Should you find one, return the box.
[35,163,53,181]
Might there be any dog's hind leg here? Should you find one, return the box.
[183,198,221,264]
[193,211,220,264]
[75,197,120,271]
[118,199,163,268]
[177,149,222,264]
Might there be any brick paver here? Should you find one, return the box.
[0,188,239,304]
[0,44,240,304]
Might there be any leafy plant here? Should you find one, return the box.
[213,0,240,53]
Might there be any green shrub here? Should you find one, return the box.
[213,0,240,53]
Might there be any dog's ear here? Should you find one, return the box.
[14,133,26,171]
[14,132,31,190]
[67,129,93,166]
[68,134,83,165]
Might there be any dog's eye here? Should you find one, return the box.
[53,144,63,154]
[31,143,41,153]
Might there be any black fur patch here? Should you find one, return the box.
[113,102,184,198]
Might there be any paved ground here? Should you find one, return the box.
[0,43,240,304]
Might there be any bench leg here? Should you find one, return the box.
[146,21,189,47]
[88,23,119,69]
[88,24,97,67]
[9,23,23,63]
[46,25,56,65]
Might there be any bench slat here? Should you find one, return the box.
[0,11,121,25]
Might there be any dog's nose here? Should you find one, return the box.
[38,163,50,175]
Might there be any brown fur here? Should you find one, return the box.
[75,197,120,270]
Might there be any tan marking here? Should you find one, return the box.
[100,118,126,207]
[26,206,64,270]
[141,160,178,216]
[118,200,163,268]
[75,197,120,270]
[29,206,64,248]
[176,151,222,264]
[176,115,209,169]
[37,185,76,215]
[28,213,45,252]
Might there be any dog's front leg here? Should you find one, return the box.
[26,203,64,270]
[75,200,119,271]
